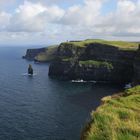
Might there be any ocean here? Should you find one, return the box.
[0,47,121,140]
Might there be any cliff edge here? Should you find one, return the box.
[81,85,140,140]
[48,39,139,84]
[23,45,58,62]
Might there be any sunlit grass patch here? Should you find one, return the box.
[82,86,140,140]
[79,60,113,70]
[62,39,139,50]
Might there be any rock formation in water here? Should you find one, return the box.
[28,64,33,75]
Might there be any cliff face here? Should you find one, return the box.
[57,42,85,58]
[23,48,46,60]
[133,45,140,84]
[23,46,58,62]
[34,46,57,62]
[23,39,140,84]
[49,42,136,83]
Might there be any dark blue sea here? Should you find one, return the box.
[0,47,121,140]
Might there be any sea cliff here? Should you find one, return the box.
[24,39,140,84]
[133,45,140,84]
[23,45,57,62]
[48,39,139,84]
[23,48,46,60]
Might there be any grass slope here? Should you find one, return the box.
[62,39,139,50]
[35,45,58,62]
[79,60,113,70]
[82,86,140,140]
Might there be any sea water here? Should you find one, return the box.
[0,47,121,140]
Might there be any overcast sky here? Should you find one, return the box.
[0,0,140,45]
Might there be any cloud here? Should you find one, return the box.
[1,0,140,45]
[0,0,15,6]
[97,0,140,36]
[0,12,11,31]
[0,0,105,32]
[60,0,103,26]
[28,0,83,6]
[57,0,140,39]
[6,1,64,32]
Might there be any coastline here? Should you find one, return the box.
[23,39,140,139]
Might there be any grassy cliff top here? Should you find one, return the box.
[82,85,140,140]
[62,39,139,50]
[35,45,58,62]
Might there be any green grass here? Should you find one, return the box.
[62,39,139,50]
[35,45,58,62]
[62,57,72,62]
[81,85,140,140]
[35,39,139,62]
[79,60,113,70]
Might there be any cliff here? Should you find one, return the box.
[23,48,46,60]
[34,46,58,62]
[49,40,139,84]
[23,45,58,62]
[81,85,140,140]
[133,45,140,84]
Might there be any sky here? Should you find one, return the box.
[0,0,140,45]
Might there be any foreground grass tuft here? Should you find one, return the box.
[81,85,140,140]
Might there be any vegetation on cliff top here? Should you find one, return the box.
[82,85,140,140]
[35,45,58,62]
[79,60,113,70]
[62,39,139,50]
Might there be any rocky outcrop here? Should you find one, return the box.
[49,42,137,84]
[23,48,46,60]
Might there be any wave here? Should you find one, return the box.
[71,79,97,83]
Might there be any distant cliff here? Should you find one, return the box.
[23,48,46,60]
[23,39,140,84]
[23,45,58,62]
[48,40,139,84]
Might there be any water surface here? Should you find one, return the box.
[0,47,121,140]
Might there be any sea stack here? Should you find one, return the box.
[28,64,33,75]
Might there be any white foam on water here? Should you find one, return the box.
[22,73,37,76]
